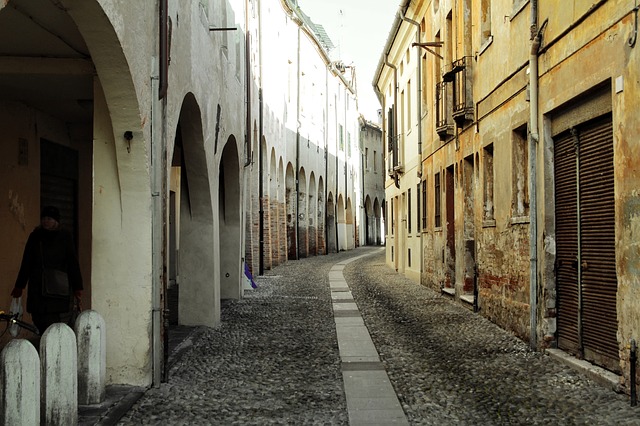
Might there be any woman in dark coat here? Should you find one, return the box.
[11,206,83,334]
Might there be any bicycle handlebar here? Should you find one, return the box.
[0,312,40,335]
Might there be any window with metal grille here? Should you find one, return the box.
[408,189,412,234]
[435,172,442,228]
[422,178,428,229]
[483,144,495,221]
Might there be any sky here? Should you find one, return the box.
[297,0,398,123]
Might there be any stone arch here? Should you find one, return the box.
[278,158,286,264]
[365,195,374,245]
[263,145,276,270]
[337,194,346,251]
[326,192,337,253]
[297,167,308,258]
[285,163,297,260]
[172,93,217,328]
[0,0,155,386]
[374,197,382,245]
[219,136,242,300]
[308,172,317,256]
[317,177,325,255]
[346,197,354,250]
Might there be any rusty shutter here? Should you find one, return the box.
[578,115,618,372]
[554,114,619,372]
[554,129,580,354]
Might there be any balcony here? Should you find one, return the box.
[449,56,474,126]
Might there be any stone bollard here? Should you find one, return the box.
[75,310,106,405]
[40,323,78,426]
[0,339,40,426]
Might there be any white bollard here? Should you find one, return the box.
[75,310,106,405]
[0,339,40,426]
[40,323,78,426]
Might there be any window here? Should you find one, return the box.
[408,189,412,233]
[416,183,421,233]
[422,178,427,229]
[400,90,405,136]
[373,150,377,172]
[435,172,442,228]
[483,144,495,222]
[365,147,369,170]
[512,127,529,217]
[480,0,492,46]
[347,132,352,157]
[339,124,344,151]
[407,79,412,129]
[391,198,394,235]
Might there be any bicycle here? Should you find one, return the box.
[0,310,40,336]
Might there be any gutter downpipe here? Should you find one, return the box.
[529,0,540,351]
[295,25,301,260]
[324,71,329,254]
[244,2,252,168]
[258,0,264,274]
[151,0,166,387]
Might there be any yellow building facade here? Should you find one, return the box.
[375,0,640,392]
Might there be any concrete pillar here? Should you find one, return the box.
[40,323,77,425]
[75,310,106,405]
[0,339,40,426]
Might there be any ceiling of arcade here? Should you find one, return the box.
[0,0,94,127]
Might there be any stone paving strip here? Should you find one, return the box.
[330,254,409,426]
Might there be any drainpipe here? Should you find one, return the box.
[529,0,540,351]
[258,0,264,274]
[324,72,329,254]
[244,8,252,168]
[344,87,348,248]
[151,0,167,387]
[295,25,301,260]
[335,94,339,250]
[258,90,264,273]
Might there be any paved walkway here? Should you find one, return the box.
[330,254,408,425]
[77,247,639,425]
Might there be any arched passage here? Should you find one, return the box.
[346,197,354,250]
[285,163,297,260]
[0,0,155,386]
[365,196,373,245]
[337,194,346,251]
[308,172,317,256]
[264,145,276,270]
[278,158,286,264]
[317,178,325,254]
[172,93,217,327]
[219,137,242,299]
[297,168,308,258]
[326,192,337,253]
[374,197,383,245]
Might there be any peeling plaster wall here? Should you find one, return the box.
[535,1,640,387]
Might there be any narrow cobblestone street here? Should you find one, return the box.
[117,248,639,425]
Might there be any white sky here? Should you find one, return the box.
[297,0,398,122]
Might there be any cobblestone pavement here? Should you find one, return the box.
[118,248,639,425]
[343,250,639,425]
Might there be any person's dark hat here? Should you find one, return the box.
[40,206,60,222]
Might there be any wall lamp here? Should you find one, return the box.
[124,131,133,153]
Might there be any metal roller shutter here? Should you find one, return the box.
[554,114,619,373]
